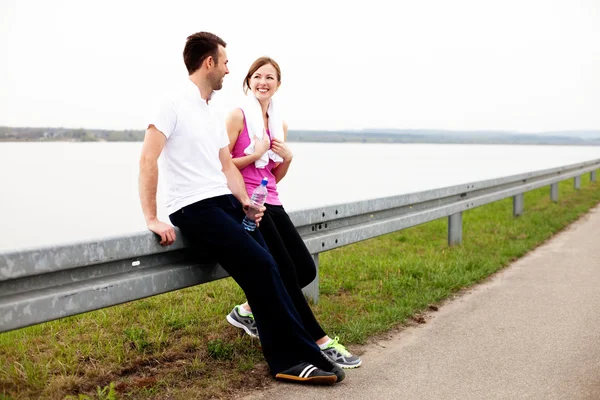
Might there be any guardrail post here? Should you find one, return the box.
[448,212,462,246]
[550,183,558,202]
[302,254,320,304]
[574,176,581,189]
[591,171,597,182]
[513,193,524,217]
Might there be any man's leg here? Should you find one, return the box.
[169,195,343,378]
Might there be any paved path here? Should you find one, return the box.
[243,205,600,400]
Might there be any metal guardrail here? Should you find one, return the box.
[1,159,599,333]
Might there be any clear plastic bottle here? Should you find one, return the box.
[242,177,269,231]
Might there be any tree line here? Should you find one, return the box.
[1,126,599,146]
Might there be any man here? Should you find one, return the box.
[138,31,345,385]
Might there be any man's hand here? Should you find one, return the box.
[242,202,266,226]
[147,219,176,246]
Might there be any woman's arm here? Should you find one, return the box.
[271,121,293,183]
[226,108,270,170]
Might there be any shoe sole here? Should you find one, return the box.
[226,314,259,338]
[337,360,362,369]
[275,373,337,385]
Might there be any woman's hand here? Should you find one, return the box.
[253,132,270,159]
[271,138,293,161]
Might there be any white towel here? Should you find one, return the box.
[241,93,285,169]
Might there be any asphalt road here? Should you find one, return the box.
[243,205,600,400]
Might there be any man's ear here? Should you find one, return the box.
[205,55,214,69]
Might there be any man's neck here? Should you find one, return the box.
[188,74,212,103]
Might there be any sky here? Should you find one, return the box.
[1,0,599,133]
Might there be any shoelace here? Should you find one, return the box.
[327,336,351,357]
[238,306,255,319]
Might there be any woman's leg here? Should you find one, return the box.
[263,204,363,369]
[264,205,317,287]
[257,204,326,341]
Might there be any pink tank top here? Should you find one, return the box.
[231,109,282,205]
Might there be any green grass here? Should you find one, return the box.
[2,175,600,399]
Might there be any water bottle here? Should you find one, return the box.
[243,177,269,231]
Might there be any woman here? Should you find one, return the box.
[224,56,361,369]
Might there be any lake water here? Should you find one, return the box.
[0,142,598,251]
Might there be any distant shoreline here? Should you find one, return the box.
[1,126,600,146]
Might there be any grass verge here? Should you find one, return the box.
[2,174,600,399]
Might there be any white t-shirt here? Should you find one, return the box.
[150,79,231,215]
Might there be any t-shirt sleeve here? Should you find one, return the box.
[149,99,177,139]
[217,121,230,149]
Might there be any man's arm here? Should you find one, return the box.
[220,145,251,205]
[139,125,176,245]
[219,146,264,223]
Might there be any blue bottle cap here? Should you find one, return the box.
[261,177,268,186]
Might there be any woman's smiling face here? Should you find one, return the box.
[249,63,281,101]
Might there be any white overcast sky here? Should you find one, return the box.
[1,0,599,132]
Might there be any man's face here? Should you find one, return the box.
[209,45,229,91]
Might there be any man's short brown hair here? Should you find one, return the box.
[183,32,227,75]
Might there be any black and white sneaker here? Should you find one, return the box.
[319,350,346,382]
[226,305,259,338]
[275,362,338,385]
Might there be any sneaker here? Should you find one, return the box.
[321,336,362,369]
[319,350,346,382]
[226,305,259,338]
[275,362,337,385]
